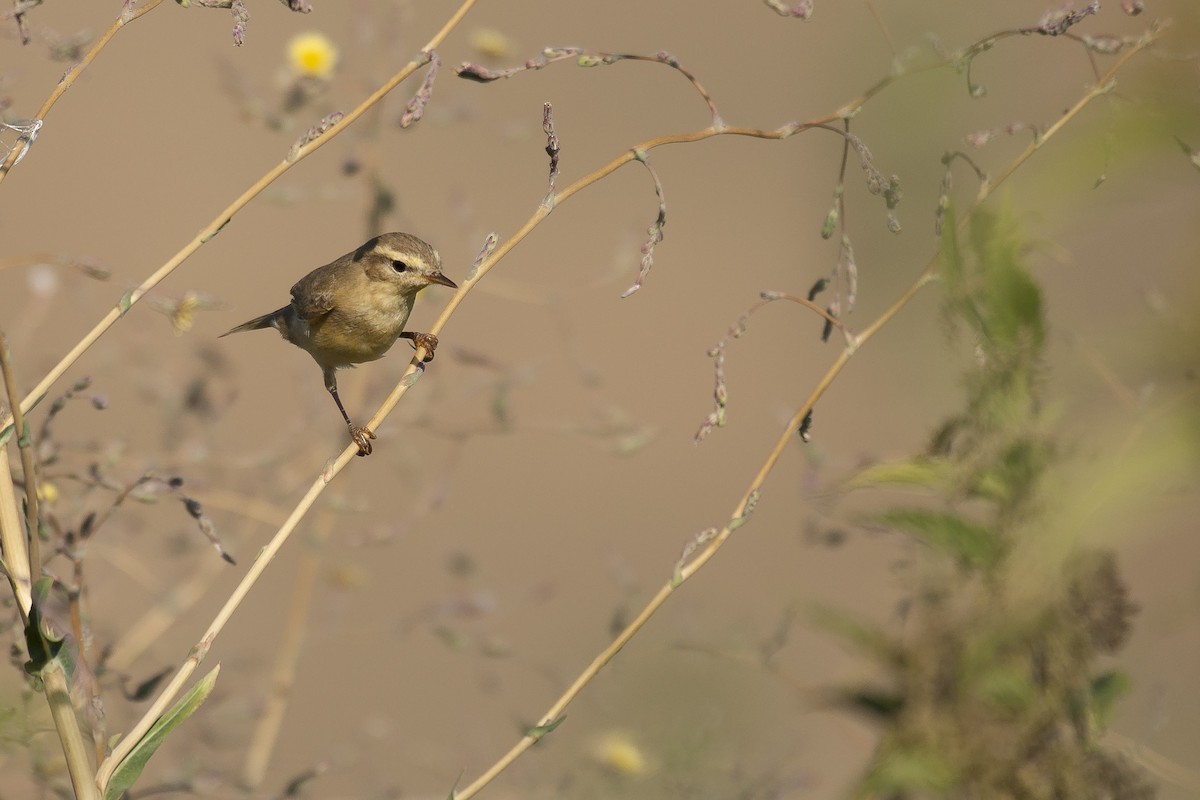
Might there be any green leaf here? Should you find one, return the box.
[863,746,956,793]
[978,665,1036,712]
[844,457,955,492]
[103,665,220,800]
[118,290,135,317]
[978,216,1043,350]
[1,392,46,444]
[880,508,1003,569]
[1089,670,1131,728]
[24,577,66,676]
[526,715,565,742]
[834,686,905,720]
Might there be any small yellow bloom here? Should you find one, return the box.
[38,482,59,505]
[591,731,649,777]
[288,32,339,79]
[470,28,513,60]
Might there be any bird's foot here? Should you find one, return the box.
[406,331,440,363]
[349,424,376,457]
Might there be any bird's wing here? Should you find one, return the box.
[290,264,339,321]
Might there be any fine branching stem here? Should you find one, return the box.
[0,0,166,184]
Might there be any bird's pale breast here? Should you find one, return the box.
[291,289,415,370]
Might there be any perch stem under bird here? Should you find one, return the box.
[221,232,457,456]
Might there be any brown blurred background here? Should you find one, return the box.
[2,1,1198,797]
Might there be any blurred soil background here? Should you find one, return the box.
[1,1,1198,797]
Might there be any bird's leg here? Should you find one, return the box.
[324,369,375,457]
[400,331,440,362]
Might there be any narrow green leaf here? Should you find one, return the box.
[445,771,463,800]
[671,565,684,588]
[2,392,47,444]
[844,457,954,492]
[864,746,956,793]
[526,715,565,742]
[118,290,135,317]
[1089,670,1131,728]
[978,665,1036,712]
[834,686,905,720]
[103,665,220,800]
[24,577,66,676]
[880,508,1003,568]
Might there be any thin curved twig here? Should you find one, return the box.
[0,0,166,184]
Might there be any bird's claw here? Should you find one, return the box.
[408,332,439,363]
[349,424,376,457]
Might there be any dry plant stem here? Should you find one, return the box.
[777,294,844,330]
[0,0,480,435]
[0,442,32,614]
[43,659,100,800]
[240,515,332,790]
[0,334,40,585]
[0,0,165,184]
[453,30,1161,800]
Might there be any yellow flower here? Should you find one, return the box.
[470,28,513,60]
[38,482,59,505]
[288,32,339,79]
[591,731,649,777]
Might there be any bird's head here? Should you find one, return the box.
[358,232,457,296]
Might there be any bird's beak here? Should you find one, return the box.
[427,271,458,289]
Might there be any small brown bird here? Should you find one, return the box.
[221,232,457,456]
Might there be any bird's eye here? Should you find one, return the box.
[391,260,409,272]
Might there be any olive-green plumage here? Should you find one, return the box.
[221,232,457,456]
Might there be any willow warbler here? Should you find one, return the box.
[221,232,456,456]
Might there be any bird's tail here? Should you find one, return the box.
[219,307,287,337]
